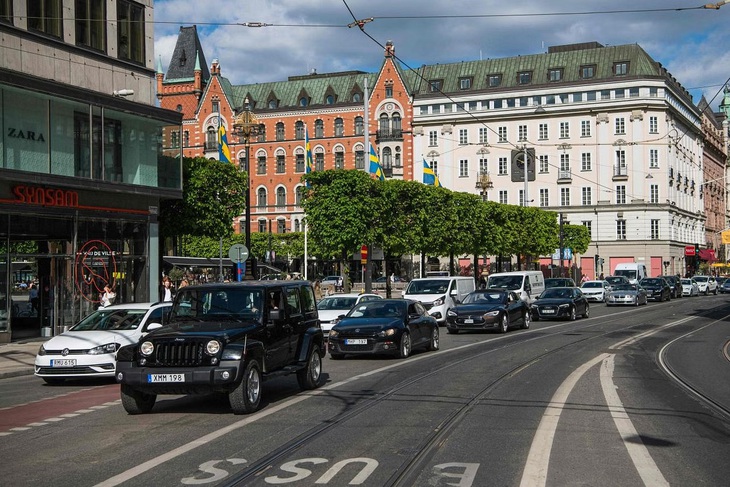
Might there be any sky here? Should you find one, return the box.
[153,0,730,109]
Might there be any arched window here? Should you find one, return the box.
[326,95,335,105]
[299,97,308,107]
[315,119,324,138]
[276,187,286,207]
[354,116,364,136]
[294,219,300,232]
[379,113,389,132]
[382,147,393,169]
[334,118,344,137]
[355,144,365,169]
[206,126,217,149]
[256,151,267,175]
[256,124,266,142]
[295,121,305,139]
[314,146,325,171]
[392,112,401,131]
[295,186,305,206]
[295,148,305,172]
[276,148,285,173]
[268,99,278,109]
[276,122,285,141]
[353,92,361,103]
[257,188,267,208]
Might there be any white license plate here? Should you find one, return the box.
[148,374,185,383]
[345,339,367,345]
[542,309,555,314]
[50,359,76,367]
[464,319,474,324]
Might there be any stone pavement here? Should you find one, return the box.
[0,338,47,379]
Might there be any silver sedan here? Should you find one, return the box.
[681,278,699,297]
[605,284,648,306]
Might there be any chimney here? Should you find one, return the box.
[385,41,395,58]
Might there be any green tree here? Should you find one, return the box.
[561,224,591,256]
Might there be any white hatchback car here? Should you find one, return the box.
[580,280,610,302]
[692,275,718,295]
[34,302,172,384]
[317,293,382,333]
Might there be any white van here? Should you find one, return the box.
[402,276,476,325]
[486,271,545,305]
[613,263,647,284]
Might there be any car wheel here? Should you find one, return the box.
[399,332,411,359]
[446,327,459,334]
[714,288,718,295]
[229,359,262,415]
[120,383,156,415]
[569,307,577,321]
[522,311,531,329]
[297,344,323,390]
[499,313,509,333]
[42,377,65,385]
[583,304,590,318]
[426,326,440,351]
[330,353,345,360]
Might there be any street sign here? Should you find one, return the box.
[552,248,573,260]
[228,244,249,263]
[684,245,696,256]
[360,245,368,265]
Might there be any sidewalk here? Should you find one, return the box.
[0,338,47,379]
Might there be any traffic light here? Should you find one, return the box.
[594,254,600,268]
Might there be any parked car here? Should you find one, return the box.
[681,278,700,297]
[605,275,630,290]
[445,289,530,334]
[317,293,382,333]
[580,280,610,302]
[606,283,648,306]
[719,278,730,294]
[374,276,405,283]
[692,275,718,295]
[328,299,439,359]
[531,287,589,321]
[35,302,173,384]
[661,275,683,299]
[402,276,475,324]
[115,281,324,415]
[544,277,576,289]
[639,278,672,302]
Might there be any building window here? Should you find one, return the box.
[518,71,532,85]
[548,68,563,82]
[580,65,596,79]
[615,150,626,173]
[459,129,468,145]
[326,95,335,105]
[334,118,344,137]
[559,121,570,138]
[75,0,106,51]
[206,126,217,149]
[649,116,658,134]
[118,0,145,63]
[498,127,507,143]
[479,127,488,144]
[499,190,508,204]
[614,62,629,76]
[315,151,324,171]
[539,188,549,207]
[335,149,344,169]
[256,125,266,142]
[615,185,626,204]
[431,161,439,175]
[299,97,308,107]
[355,148,364,169]
[650,219,659,240]
[519,190,525,207]
[650,184,659,204]
[429,130,438,147]
[257,188,267,208]
[560,188,570,206]
[498,157,508,175]
[276,187,286,208]
[0,0,12,23]
[479,158,488,173]
[617,220,626,240]
[268,99,278,109]
[183,130,189,147]
[385,84,393,98]
[29,0,63,37]
[429,80,442,92]
[582,221,592,238]
[170,130,180,149]
[581,120,591,137]
[539,123,548,140]
[459,77,472,90]
[581,153,592,171]
[560,154,570,173]
[649,149,659,168]
[212,100,219,114]
[257,220,266,233]
[314,119,324,138]
[615,117,625,135]
[459,159,468,177]
[74,113,122,181]
[353,92,362,103]
[276,122,285,141]
[295,121,305,139]
[488,74,502,87]
[295,149,305,172]
[296,186,305,206]
[582,187,592,205]
[518,125,527,142]
[382,147,392,170]
[257,155,267,175]
[539,155,549,173]
[276,152,285,173]
[354,116,364,136]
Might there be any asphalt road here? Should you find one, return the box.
[1,294,729,487]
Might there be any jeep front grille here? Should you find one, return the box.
[153,341,205,366]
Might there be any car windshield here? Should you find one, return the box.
[545,279,573,288]
[317,296,357,310]
[614,269,637,279]
[347,300,406,319]
[606,277,626,285]
[463,291,507,305]
[540,288,573,299]
[405,279,449,295]
[170,288,264,322]
[613,284,637,291]
[693,276,708,282]
[487,275,523,290]
[581,282,603,288]
[640,279,662,286]
[681,279,693,285]
[71,308,148,331]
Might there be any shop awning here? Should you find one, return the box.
[698,249,717,262]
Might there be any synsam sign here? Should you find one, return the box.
[12,185,79,208]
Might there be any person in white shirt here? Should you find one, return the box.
[100,285,116,308]
[162,277,174,302]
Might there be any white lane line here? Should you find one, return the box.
[43,417,65,422]
[520,353,610,487]
[600,355,669,486]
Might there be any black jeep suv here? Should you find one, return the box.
[115,281,324,415]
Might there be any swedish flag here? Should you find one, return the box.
[423,159,442,187]
[218,116,231,164]
[369,145,384,181]
[305,127,313,186]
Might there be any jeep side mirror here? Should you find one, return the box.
[147,323,163,332]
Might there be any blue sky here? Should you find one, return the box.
[153,1,730,108]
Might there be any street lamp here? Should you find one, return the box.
[475,146,492,201]
[233,97,259,276]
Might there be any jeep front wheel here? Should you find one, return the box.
[120,384,156,415]
[229,359,262,414]
[297,344,323,390]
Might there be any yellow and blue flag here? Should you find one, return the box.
[305,126,313,186]
[218,115,231,164]
[423,159,442,187]
[369,145,384,181]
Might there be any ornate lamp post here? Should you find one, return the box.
[475,146,492,201]
[233,97,259,271]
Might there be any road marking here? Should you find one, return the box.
[600,355,669,486]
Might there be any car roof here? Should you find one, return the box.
[182,281,312,290]
[320,293,380,299]
[102,302,170,310]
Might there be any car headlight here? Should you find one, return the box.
[88,343,119,355]
[447,309,457,317]
[206,340,221,356]
[329,330,339,339]
[484,311,500,317]
[37,344,46,356]
[140,341,154,356]
[558,303,570,308]
[378,328,396,338]
[432,297,444,307]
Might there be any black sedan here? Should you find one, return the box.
[661,275,683,299]
[327,299,439,359]
[639,277,672,301]
[531,287,589,321]
[445,289,530,334]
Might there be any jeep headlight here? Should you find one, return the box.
[88,343,119,355]
[432,297,445,307]
[140,341,154,356]
[206,340,221,355]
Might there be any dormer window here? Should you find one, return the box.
[614,62,629,76]
[326,94,335,105]
[548,68,563,82]
[268,99,278,109]
[518,71,532,85]
[459,77,472,90]
[299,97,309,107]
[429,80,442,93]
[487,74,502,88]
[352,92,361,103]
[580,65,596,79]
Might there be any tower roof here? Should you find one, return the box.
[165,26,210,82]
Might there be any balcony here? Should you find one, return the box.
[204,141,218,151]
[613,164,628,181]
[376,129,403,142]
[557,169,572,183]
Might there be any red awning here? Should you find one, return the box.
[698,249,717,262]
